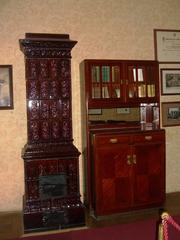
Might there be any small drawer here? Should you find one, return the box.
[133,131,164,143]
[92,134,130,146]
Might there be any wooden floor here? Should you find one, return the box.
[86,192,180,228]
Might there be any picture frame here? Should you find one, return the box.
[154,29,180,63]
[160,68,180,95]
[162,102,180,127]
[0,65,13,109]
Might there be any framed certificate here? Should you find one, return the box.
[154,29,180,63]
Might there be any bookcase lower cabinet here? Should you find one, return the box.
[91,129,165,216]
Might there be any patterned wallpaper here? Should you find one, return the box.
[0,0,180,211]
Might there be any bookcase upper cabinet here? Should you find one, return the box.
[83,59,159,109]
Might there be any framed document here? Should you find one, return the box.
[154,29,180,62]
[0,65,13,109]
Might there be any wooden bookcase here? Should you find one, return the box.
[80,59,165,217]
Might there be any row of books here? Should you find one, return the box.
[91,66,121,83]
[138,84,146,98]
[91,66,146,83]
[138,84,155,98]
[133,68,144,82]
[92,86,121,99]
[147,84,155,97]
[136,84,155,98]
[92,84,155,99]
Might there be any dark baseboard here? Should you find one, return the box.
[0,191,180,238]
[0,211,23,239]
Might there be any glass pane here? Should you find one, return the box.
[88,108,140,123]
[102,85,109,98]
[133,68,136,81]
[147,84,155,97]
[128,84,136,98]
[128,67,135,82]
[146,66,154,84]
[114,87,121,98]
[137,68,144,82]
[112,66,120,82]
[130,67,145,82]
[92,83,101,98]
[138,84,146,97]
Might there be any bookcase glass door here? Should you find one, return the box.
[90,62,157,104]
[146,65,156,98]
[111,66,121,98]
[91,64,122,100]
[126,64,156,101]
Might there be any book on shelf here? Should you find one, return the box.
[111,87,121,98]
[138,84,146,97]
[91,66,100,82]
[147,84,155,97]
[133,68,144,82]
[133,68,136,82]
[92,86,101,98]
[137,68,144,82]
[115,88,121,98]
[102,86,109,98]
[102,66,110,82]
[128,85,136,98]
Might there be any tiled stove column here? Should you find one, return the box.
[19,33,85,233]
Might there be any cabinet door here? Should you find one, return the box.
[92,135,133,215]
[84,60,159,108]
[125,62,159,104]
[132,134,165,206]
[85,61,125,108]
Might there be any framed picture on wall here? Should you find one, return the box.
[154,29,180,62]
[0,65,13,109]
[162,102,180,127]
[160,68,180,95]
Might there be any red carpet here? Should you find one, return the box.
[13,215,180,240]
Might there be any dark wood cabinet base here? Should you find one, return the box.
[24,205,85,233]
[90,130,165,217]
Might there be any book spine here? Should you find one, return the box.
[91,66,100,82]
[102,66,110,82]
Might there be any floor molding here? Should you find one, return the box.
[0,211,23,239]
[0,191,180,238]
